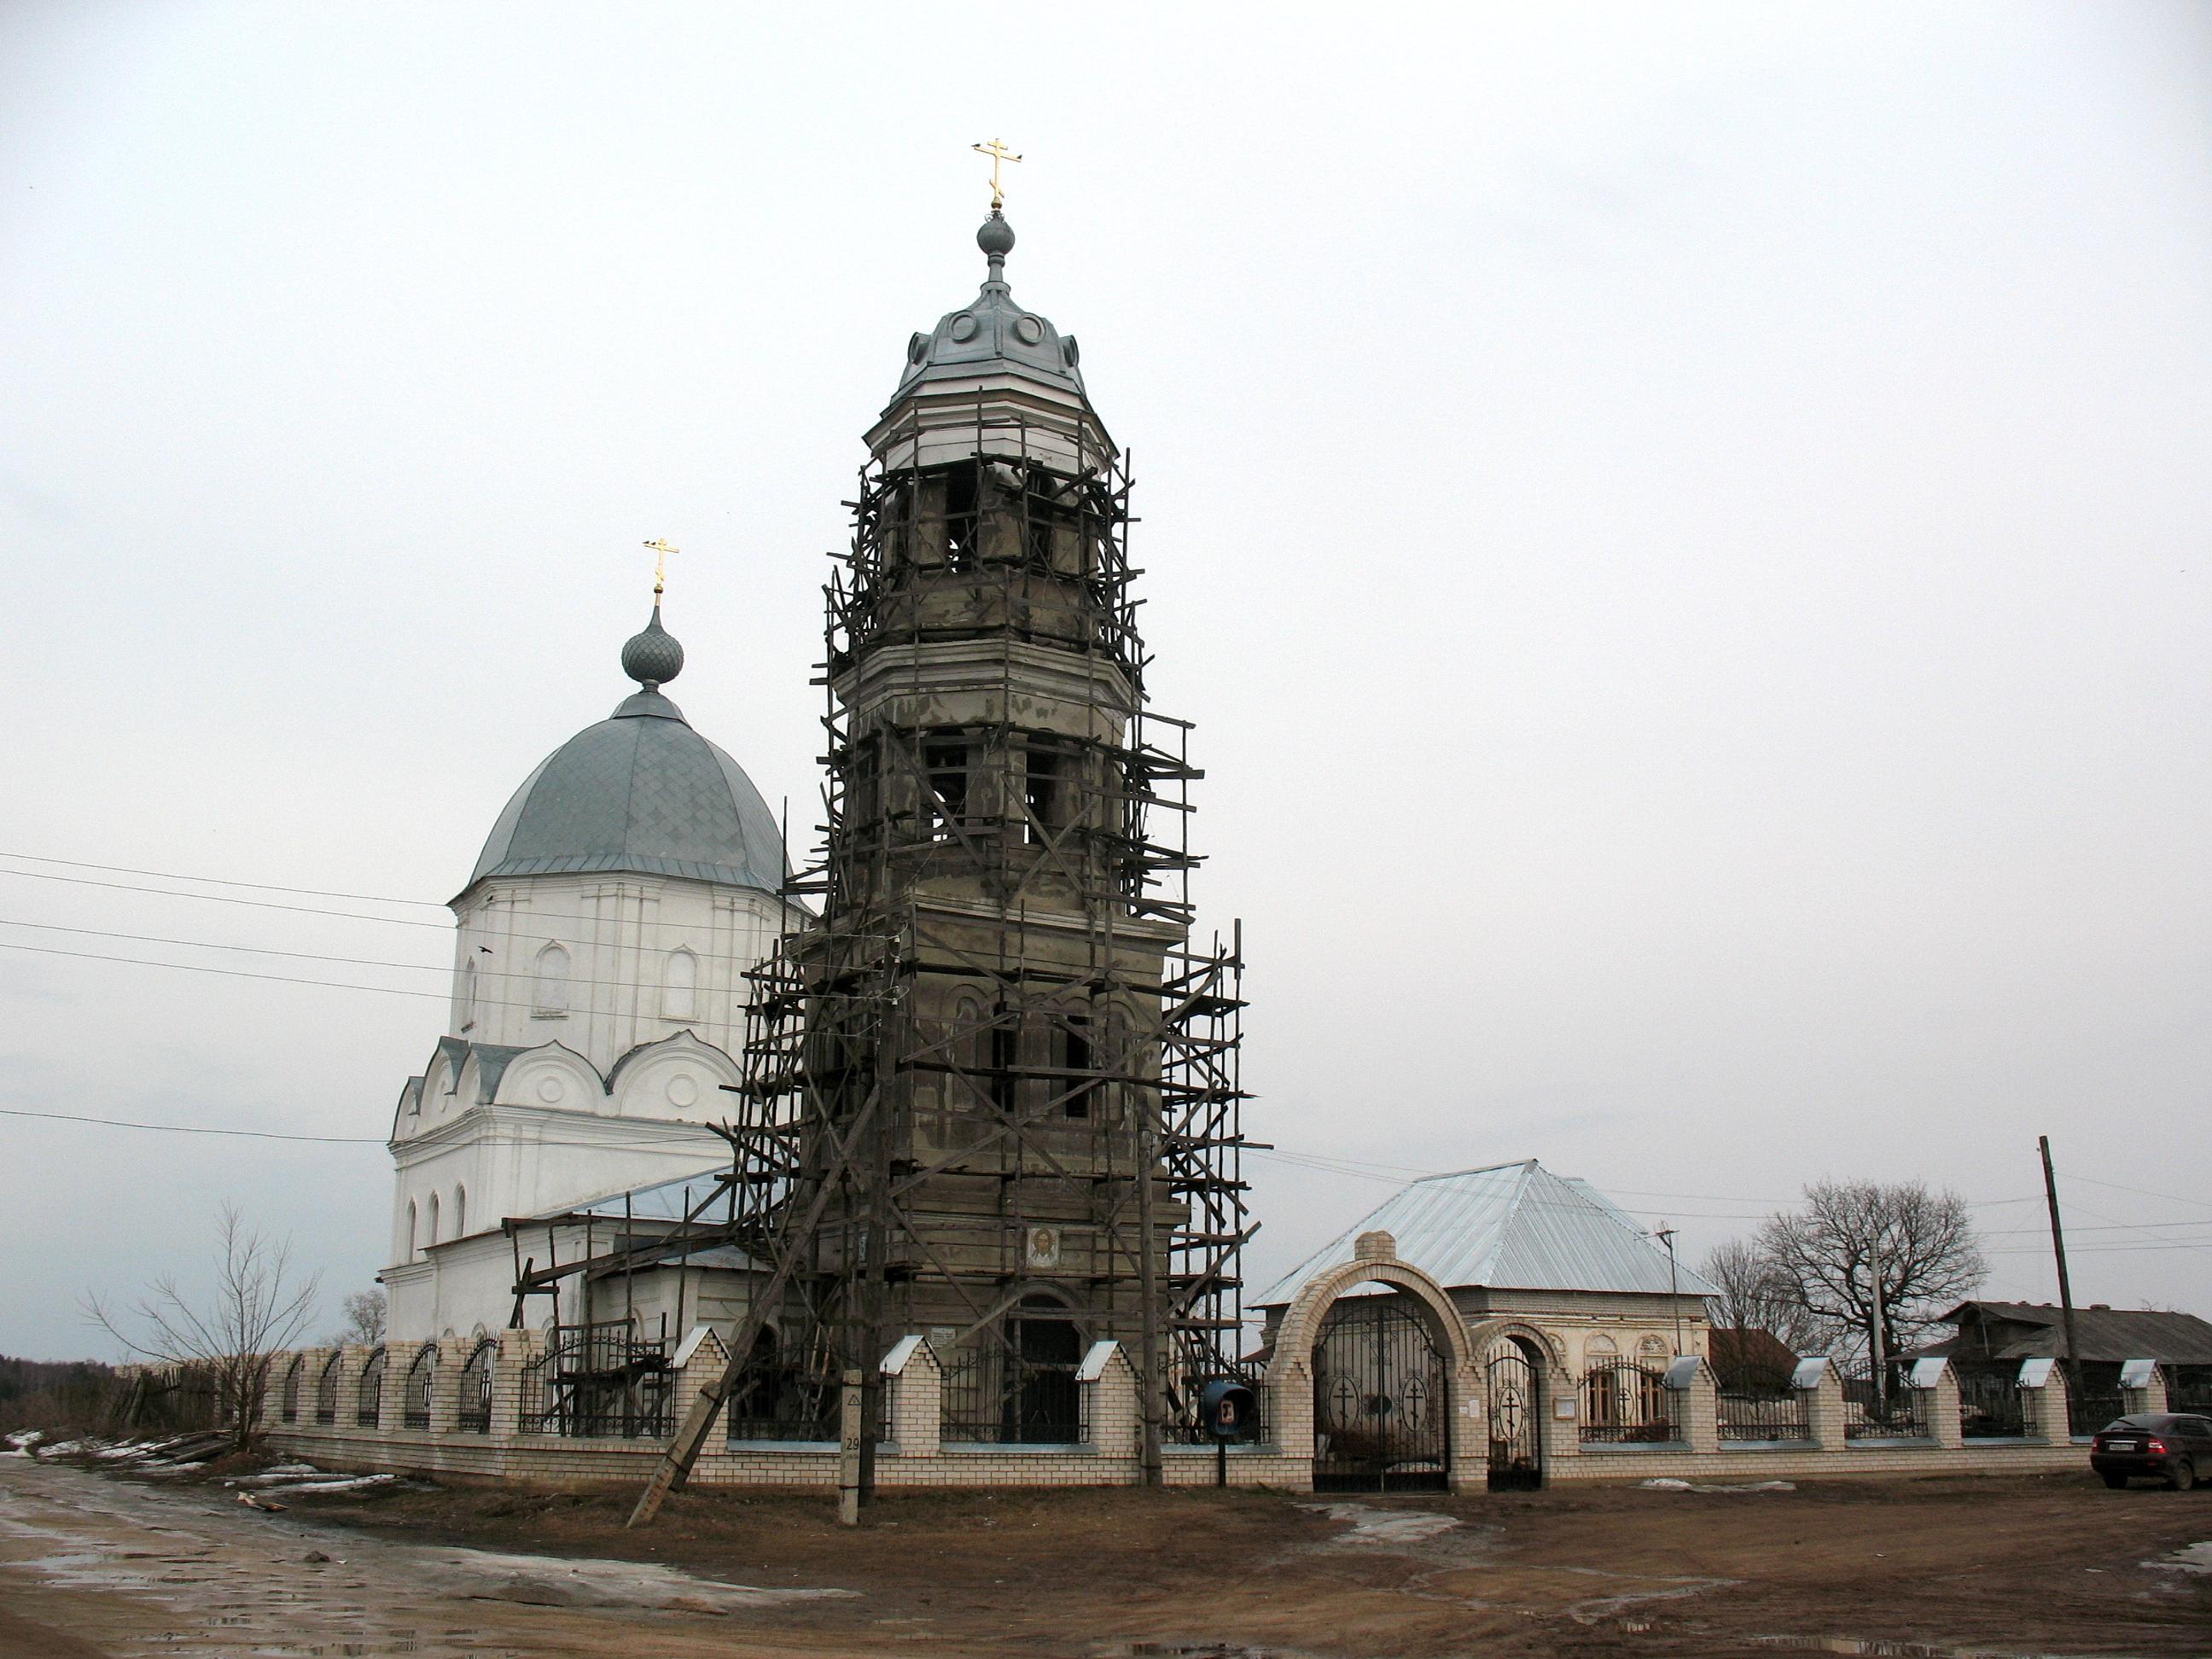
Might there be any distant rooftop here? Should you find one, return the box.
[1254,1159,1720,1306]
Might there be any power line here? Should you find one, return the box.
[0,918,449,973]
[0,851,445,908]
[0,940,448,998]
[0,866,451,928]
[0,1107,385,1144]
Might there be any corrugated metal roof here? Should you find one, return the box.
[1254,1159,1721,1307]
[1918,1301,2212,1365]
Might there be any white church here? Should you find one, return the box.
[381,601,791,1345]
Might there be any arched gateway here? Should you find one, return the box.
[1266,1234,1476,1492]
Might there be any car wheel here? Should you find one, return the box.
[2171,1459,2197,1493]
[2101,1471,2128,1489]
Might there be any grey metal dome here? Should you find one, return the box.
[464,616,785,895]
[888,212,1086,410]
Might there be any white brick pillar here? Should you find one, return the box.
[2018,1359,2067,1443]
[1918,1362,1963,1450]
[671,1325,729,1441]
[332,1344,364,1432]
[492,1328,534,1438]
[2125,1360,2166,1417]
[1449,1357,1486,1494]
[1671,1356,1719,1454]
[1076,1340,1137,1458]
[880,1335,942,1452]
[1265,1355,1316,1489]
[1798,1359,1848,1451]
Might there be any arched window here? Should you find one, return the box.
[452,1185,466,1240]
[358,1347,387,1427]
[404,1343,438,1429]
[426,1191,440,1248]
[458,1340,496,1433]
[280,1354,304,1423]
[950,995,985,1111]
[459,957,477,1029]
[315,1353,341,1424]
[662,947,697,1021]
[405,1200,418,1259]
[533,941,570,1016]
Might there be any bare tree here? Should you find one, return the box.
[1699,1237,1824,1355]
[84,1203,321,1452]
[331,1289,386,1347]
[1754,1179,1985,1403]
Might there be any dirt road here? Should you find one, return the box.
[2,1454,2207,1656]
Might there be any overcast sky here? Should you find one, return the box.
[3,3,2208,1359]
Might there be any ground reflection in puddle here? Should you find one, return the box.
[1752,1638,2064,1657]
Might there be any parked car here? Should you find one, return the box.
[2089,1413,2212,1490]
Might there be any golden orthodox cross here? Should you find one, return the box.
[643,538,678,600]
[972,137,1022,212]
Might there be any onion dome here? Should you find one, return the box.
[463,609,783,895]
[889,212,1086,410]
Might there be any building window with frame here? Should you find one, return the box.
[1024,743,1062,846]
[1062,1015,1093,1119]
[532,941,570,1016]
[924,734,971,839]
[662,946,698,1021]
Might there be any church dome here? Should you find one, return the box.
[888,212,1087,411]
[463,608,785,896]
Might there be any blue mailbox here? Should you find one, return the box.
[1199,1379,1259,1442]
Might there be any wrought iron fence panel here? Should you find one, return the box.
[280,1356,303,1423]
[1579,1359,1677,1444]
[520,1320,674,1439]
[2068,1389,2127,1437]
[314,1354,340,1425]
[457,1342,496,1434]
[1842,1377,1929,1440]
[2168,1366,2212,1413]
[402,1344,437,1429]
[356,1348,386,1428]
[940,1347,1086,1444]
[1716,1389,1811,1441]
[1957,1366,2026,1439]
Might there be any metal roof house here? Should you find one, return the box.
[1255,1160,1720,1371]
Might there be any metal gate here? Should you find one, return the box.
[1486,1346,1542,1490]
[1313,1294,1449,1492]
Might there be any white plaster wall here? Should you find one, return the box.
[445,874,791,1074]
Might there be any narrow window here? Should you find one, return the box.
[406,1199,418,1259]
[459,957,476,1031]
[925,735,969,838]
[989,1012,1017,1115]
[944,463,979,571]
[426,1191,440,1247]
[950,995,986,1111]
[662,947,698,1020]
[1023,745,1062,846]
[1062,1016,1092,1119]
[532,942,569,1016]
[453,1185,467,1239]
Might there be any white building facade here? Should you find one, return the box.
[382,606,789,1342]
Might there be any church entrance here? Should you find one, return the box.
[1485,1341,1543,1490]
[1312,1291,1449,1492]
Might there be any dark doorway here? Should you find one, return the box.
[1486,1343,1543,1490]
[1312,1292,1449,1492]
[1006,1299,1082,1442]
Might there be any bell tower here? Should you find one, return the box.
[725,201,1252,1470]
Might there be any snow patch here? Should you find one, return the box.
[2145,1541,2212,1575]
[1640,1478,1796,1493]
[1299,1502,1461,1545]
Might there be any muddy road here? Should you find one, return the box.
[2,1454,2207,1656]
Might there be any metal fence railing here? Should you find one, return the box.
[1958,1367,2026,1439]
[1579,1359,1678,1445]
[1716,1388,1811,1441]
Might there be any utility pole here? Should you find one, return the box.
[1656,1224,1684,1358]
[1867,1232,1888,1412]
[2039,1135,2086,1415]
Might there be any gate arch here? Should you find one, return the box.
[1466,1318,1566,1490]
[1265,1236,1473,1492]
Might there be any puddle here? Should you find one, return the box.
[1295,1501,1459,1546]
[1751,1639,2079,1657]
[2144,1540,2212,1575]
